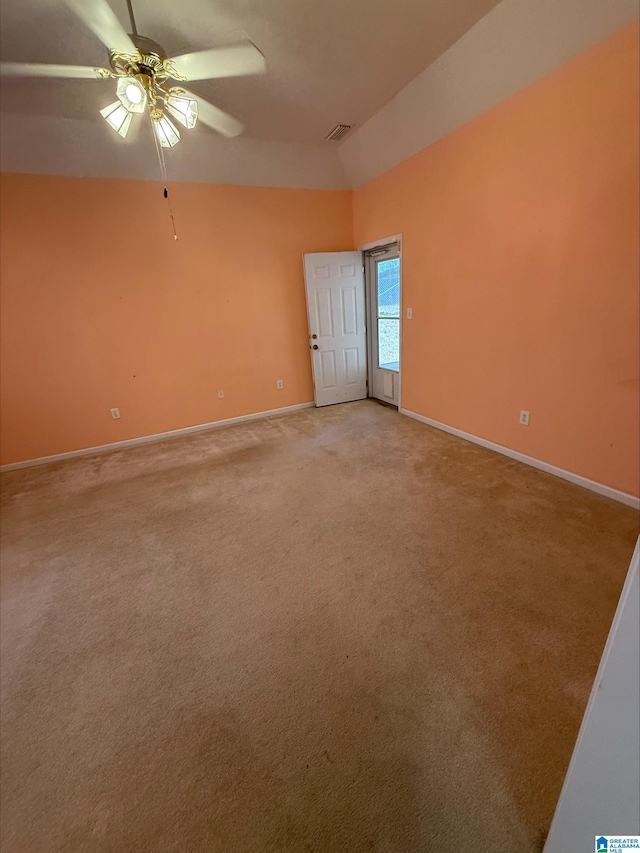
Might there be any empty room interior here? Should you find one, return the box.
[1,0,639,850]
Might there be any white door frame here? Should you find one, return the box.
[359,234,403,410]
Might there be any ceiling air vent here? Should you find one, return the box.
[325,124,352,142]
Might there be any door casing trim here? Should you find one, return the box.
[361,234,403,410]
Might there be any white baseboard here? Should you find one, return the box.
[400,408,640,510]
[0,402,316,473]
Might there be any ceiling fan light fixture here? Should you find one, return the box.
[116,76,147,113]
[1,0,266,153]
[153,113,181,148]
[165,91,198,129]
[100,100,133,138]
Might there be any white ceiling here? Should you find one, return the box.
[1,0,636,188]
[341,0,640,186]
[0,0,501,144]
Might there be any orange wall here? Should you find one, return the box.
[0,176,353,464]
[1,26,638,497]
[354,23,640,497]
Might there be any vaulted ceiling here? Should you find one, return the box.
[1,0,637,188]
[1,0,501,143]
[0,0,504,185]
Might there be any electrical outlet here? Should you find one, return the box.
[110,408,120,419]
[519,410,530,426]
[217,390,225,399]
[406,307,413,319]
[276,380,284,390]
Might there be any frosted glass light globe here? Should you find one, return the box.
[116,78,146,113]
[125,83,143,105]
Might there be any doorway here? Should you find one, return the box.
[302,251,368,407]
[365,242,401,407]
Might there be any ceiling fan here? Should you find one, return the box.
[0,0,267,148]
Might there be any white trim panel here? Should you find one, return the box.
[543,538,640,852]
[0,403,315,472]
[400,408,640,509]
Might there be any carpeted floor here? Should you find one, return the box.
[1,400,637,853]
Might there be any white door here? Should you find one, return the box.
[303,251,367,407]
[365,243,401,407]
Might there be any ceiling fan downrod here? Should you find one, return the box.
[125,0,138,37]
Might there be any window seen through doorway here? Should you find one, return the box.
[377,258,400,370]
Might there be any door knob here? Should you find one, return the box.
[312,344,319,350]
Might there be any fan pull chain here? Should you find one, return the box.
[152,119,178,241]
[164,187,178,241]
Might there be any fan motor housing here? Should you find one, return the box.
[108,34,168,79]
[130,35,167,60]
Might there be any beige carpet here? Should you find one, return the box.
[1,401,637,853]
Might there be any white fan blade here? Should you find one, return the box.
[61,0,135,54]
[185,89,244,137]
[168,44,266,82]
[0,62,111,79]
